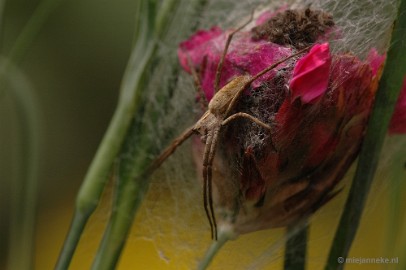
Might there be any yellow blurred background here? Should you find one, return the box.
[1,1,405,269]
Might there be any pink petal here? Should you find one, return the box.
[289,43,331,103]
[389,76,406,134]
[178,28,293,101]
[367,48,386,77]
[177,26,223,73]
[198,36,292,100]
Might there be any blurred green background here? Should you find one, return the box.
[0,0,136,268]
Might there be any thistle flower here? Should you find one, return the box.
[178,9,405,236]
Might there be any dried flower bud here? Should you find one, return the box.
[251,9,335,49]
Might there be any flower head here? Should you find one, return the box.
[178,8,404,235]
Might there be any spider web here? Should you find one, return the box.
[118,0,403,269]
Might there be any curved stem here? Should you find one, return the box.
[198,229,231,270]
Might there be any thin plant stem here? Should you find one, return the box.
[284,223,308,270]
[90,166,151,270]
[325,0,406,269]
[198,230,231,270]
[55,1,157,268]
[55,0,204,268]
[91,0,208,268]
[54,97,144,270]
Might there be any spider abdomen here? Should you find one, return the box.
[208,75,251,116]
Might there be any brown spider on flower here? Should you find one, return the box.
[144,16,310,240]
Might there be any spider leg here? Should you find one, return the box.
[222,112,272,131]
[202,125,222,240]
[206,126,221,240]
[222,112,276,151]
[224,46,311,117]
[144,126,195,176]
[213,10,254,94]
[186,54,208,110]
[202,132,216,239]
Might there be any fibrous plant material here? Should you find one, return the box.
[251,8,335,49]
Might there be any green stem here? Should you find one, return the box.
[284,223,308,270]
[53,210,90,270]
[54,97,141,270]
[198,229,232,270]
[90,171,150,270]
[55,0,178,269]
[90,0,207,268]
[3,60,41,270]
[55,44,155,270]
[326,0,406,269]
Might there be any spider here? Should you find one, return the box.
[144,17,310,240]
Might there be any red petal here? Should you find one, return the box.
[367,48,386,77]
[389,76,406,134]
[289,43,331,103]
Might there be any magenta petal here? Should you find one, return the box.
[367,48,386,76]
[289,43,331,103]
[389,76,406,134]
[177,26,223,73]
